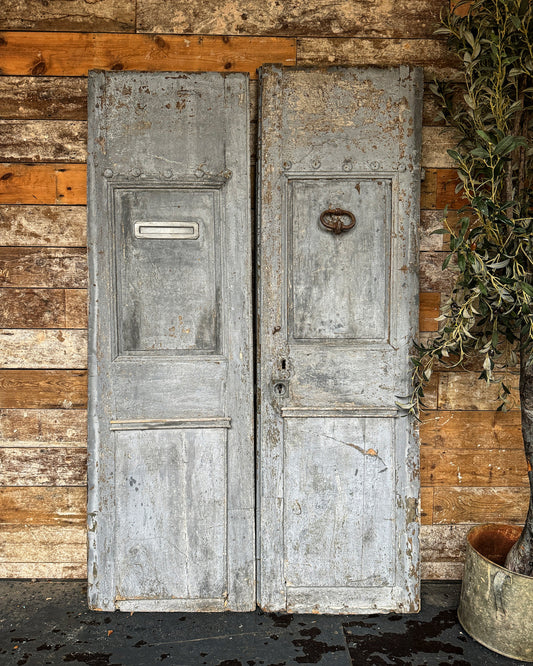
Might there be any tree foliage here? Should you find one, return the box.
[407,0,533,415]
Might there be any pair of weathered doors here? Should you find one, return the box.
[87,66,422,613]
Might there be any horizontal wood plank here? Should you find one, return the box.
[0,33,296,78]
[0,370,87,409]
[421,168,469,210]
[0,288,65,328]
[0,77,88,120]
[0,561,86,578]
[0,205,86,246]
[0,409,87,447]
[0,487,86,524]
[421,127,458,168]
[420,250,456,293]
[0,163,86,204]
[421,448,529,487]
[419,292,440,332]
[421,524,471,562]
[0,288,86,328]
[0,0,135,32]
[65,290,88,328]
[0,448,86,486]
[0,121,87,163]
[421,562,464,580]
[0,524,85,562]
[137,0,446,38]
[433,487,530,524]
[420,487,433,525]
[420,373,438,410]
[420,210,460,251]
[420,410,523,449]
[0,329,87,369]
[296,38,460,81]
[0,121,451,167]
[0,248,87,288]
[438,371,520,411]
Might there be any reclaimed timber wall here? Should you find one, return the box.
[0,0,528,581]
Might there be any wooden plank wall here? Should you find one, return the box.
[0,0,528,580]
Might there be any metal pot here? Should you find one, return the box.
[458,523,533,661]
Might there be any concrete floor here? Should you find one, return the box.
[0,581,526,665]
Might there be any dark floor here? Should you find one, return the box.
[0,581,527,665]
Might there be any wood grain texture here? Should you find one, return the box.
[296,38,460,81]
[0,0,135,32]
[0,248,87,288]
[421,127,458,168]
[420,210,460,251]
[65,290,88,328]
[0,329,87,369]
[0,448,86,486]
[0,525,85,562]
[137,0,446,38]
[433,487,530,524]
[420,251,456,292]
[438,371,520,410]
[0,121,87,163]
[0,370,87,409]
[420,524,471,561]
[420,487,433,525]
[0,288,86,328]
[0,205,86,246]
[0,77,88,120]
[420,410,523,449]
[0,409,87,447]
[421,168,469,209]
[419,292,440,332]
[0,33,296,78]
[0,487,86,524]
[0,562,86,578]
[0,163,86,204]
[421,448,529,487]
[421,562,464,580]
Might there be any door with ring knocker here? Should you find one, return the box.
[87,66,422,613]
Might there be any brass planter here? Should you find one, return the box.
[458,524,533,662]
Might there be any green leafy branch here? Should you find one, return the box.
[406,0,533,415]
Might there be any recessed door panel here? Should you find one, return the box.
[114,428,227,604]
[290,177,391,342]
[283,417,395,588]
[115,187,219,354]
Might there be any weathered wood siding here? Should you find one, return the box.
[0,0,527,581]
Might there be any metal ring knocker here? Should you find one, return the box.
[319,208,356,235]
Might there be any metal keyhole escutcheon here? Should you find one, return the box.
[319,208,356,235]
[272,381,288,397]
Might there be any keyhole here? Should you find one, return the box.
[273,381,287,397]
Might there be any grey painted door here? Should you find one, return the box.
[258,66,423,613]
[87,71,254,612]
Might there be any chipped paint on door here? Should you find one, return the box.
[87,71,254,612]
[257,66,423,614]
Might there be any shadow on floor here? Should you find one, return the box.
[0,581,525,665]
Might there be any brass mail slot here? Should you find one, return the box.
[134,221,200,240]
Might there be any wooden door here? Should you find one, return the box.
[87,71,254,612]
[258,66,423,613]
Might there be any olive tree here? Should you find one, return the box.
[408,0,533,575]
